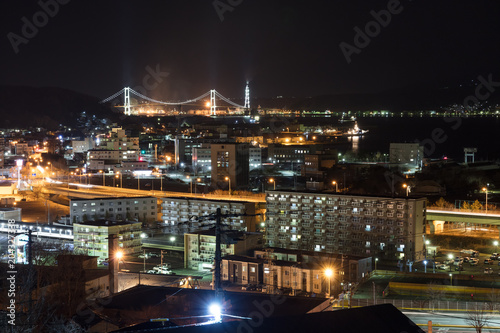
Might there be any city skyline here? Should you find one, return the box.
[2,0,500,101]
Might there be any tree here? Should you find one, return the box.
[434,197,453,209]
[462,201,471,211]
[426,283,444,312]
[466,303,490,333]
[471,200,483,211]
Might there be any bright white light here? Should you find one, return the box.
[208,303,222,322]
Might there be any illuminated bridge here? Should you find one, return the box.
[426,208,500,236]
[100,83,251,116]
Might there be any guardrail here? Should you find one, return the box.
[339,298,498,312]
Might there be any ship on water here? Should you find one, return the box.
[344,122,369,136]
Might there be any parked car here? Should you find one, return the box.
[484,267,494,274]
[463,257,470,263]
[470,259,479,266]
[490,255,498,260]
[439,264,450,270]
[241,284,258,291]
[484,259,494,265]
[454,259,464,266]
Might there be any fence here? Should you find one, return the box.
[336,298,498,312]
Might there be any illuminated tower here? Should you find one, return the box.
[244,82,250,109]
[210,89,216,116]
[124,87,131,115]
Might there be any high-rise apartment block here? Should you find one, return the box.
[265,191,426,261]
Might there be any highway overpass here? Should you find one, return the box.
[427,208,500,234]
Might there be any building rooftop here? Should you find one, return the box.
[221,254,265,264]
[161,196,253,205]
[187,229,262,237]
[256,247,370,261]
[73,219,142,227]
[265,189,426,200]
[71,196,156,202]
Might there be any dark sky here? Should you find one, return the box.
[1,0,500,101]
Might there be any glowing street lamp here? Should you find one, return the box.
[116,250,123,271]
[116,171,122,188]
[448,254,453,272]
[325,268,333,296]
[99,170,105,186]
[187,175,192,194]
[332,180,338,193]
[375,258,379,271]
[195,178,201,196]
[483,187,488,213]
[423,260,428,273]
[269,178,276,190]
[402,183,410,197]
[225,176,231,196]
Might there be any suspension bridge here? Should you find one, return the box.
[100,83,251,116]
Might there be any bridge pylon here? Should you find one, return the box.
[124,87,131,115]
[244,82,250,109]
[210,89,216,116]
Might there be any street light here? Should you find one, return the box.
[449,273,452,285]
[187,175,192,194]
[494,240,499,252]
[324,268,333,297]
[332,180,338,193]
[116,250,123,272]
[99,170,105,186]
[195,178,201,196]
[269,178,276,190]
[116,171,122,188]
[375,258,379,271]
[402,183,410,197]
[448,254,453,272]
[483,187,488,213]
[225,176,231,196]
[423,260,428,273]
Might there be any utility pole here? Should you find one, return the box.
[191,208,261,304]
[265,248,275,294]
[214,208,222,302]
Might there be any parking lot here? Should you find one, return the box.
[419,249,500,276]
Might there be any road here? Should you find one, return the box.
[405,311,500,332]
[47,182,265,203]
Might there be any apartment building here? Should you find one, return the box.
[73,220,142,260]
[268,144,310,165]
[389,143,424,169]
[184,230,263,271]
[161,197,259,233]
[222,248,371,291]
[193,144,261,173]
[249,147,262,170]
[87,127,140,171]
[192,144,212,174]
[265,191,426,261]
[99,127,139,150]
[210,143,249,190]
[70,197,158,224]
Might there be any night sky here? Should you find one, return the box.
[1,0,500,101]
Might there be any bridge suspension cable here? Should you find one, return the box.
[129,88,211,105]
[215,91,245,108]
[99,87,247,109]
[100,88,125,103]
